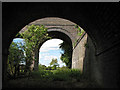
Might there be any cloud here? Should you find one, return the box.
[44,55,58,61]
[13,38,25,45]
[39,39,63,52]
[40,47,60,52]
[58,60,63,64]
[39,39,66,67]
[39,53,58,62]
[41,39,63,48]
[39,55,58,66]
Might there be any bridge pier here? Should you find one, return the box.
[72,34,87,71]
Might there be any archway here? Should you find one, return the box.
[20,17,87,71]
[39,39,66,68]
[37,31,73,69]
[3,3,120,88]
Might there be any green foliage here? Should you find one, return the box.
[7,42,25,77]
[7,24,50,78]
[38,64,47,70]
[32,64,82,81]
[75,24,85,37]
[50,58,59,70]
[21,24,50,72]
[21,24,50,50]
[59,41,72,68]
[77,29,85,36]
[21,24,50,71]
[73,39,78,48]
[15,32,23,38]
[46,66,52,70]
[6,66,99,88]
[58,66,69,70]
[74,24,79,28]
[31,68,82,82]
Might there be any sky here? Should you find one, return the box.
[13,38,66,67]
[39,39,66,67]
[13,38,25,45]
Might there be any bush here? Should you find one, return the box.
[51,70,70,81]
[31,68,82,82]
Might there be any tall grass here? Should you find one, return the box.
[6,68,100,88]
[31,68,83,81]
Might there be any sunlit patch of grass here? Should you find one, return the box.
[31,68,83,81]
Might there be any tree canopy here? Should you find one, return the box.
[50,58,59,70]
[59,41,72,68]
[7,42,25,77]
[7,24,50,78]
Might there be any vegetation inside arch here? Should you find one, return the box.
[7,24,50,78]
[59,41,72,68]
[6,24,99,88]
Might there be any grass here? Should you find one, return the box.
[31,68,83,81]
[5,68,100,88]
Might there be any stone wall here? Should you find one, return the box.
[3,3,120,88]
[83,35,120,88]
[72,34,87,71]
[20,17,82,46]
[82,35,99,83]
[72,34,102,86]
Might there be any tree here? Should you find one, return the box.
[50,58,59,70]
[7,24,50,78]
[21,24,50,51]
[59,41,72,68]
[38,64,47,70]
[20,24,50,70]
[7,42,25,78]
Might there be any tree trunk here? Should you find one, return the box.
[33,48,39,71]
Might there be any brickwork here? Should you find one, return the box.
[20,17,81,47]
[3,3,120,88]
[72,34,87,71]
[20,17,86,70]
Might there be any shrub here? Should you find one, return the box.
[31,68,82,82]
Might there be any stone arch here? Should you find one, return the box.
[20,17,86,70]
[37,31,73,69]
[47,27,74,46]
[3,3,120,88]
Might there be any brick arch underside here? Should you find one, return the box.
[39,30,73,49]
[3,3,120,88]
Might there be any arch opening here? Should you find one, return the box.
[36,30,73,70]
[39,39,66,68]
[3,3,120,88]
[7,17,89,75]
[5,17,98,88]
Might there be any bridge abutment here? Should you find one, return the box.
[72,34,87,71]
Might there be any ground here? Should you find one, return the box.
[4,69,100,88]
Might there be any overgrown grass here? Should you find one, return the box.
[5,68,100,88]
[31,68,83,81]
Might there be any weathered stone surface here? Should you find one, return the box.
[20,17,82,47]
[20,17,84,70]
[3,3,120,88]
[72,34,87,71]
